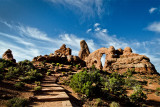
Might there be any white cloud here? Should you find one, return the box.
[147,22,160,33]
[48,0,104,17]
[102,29,107,33]
[95,27,101,31]
[0,19,13,29]
[18,25,53,42]
[86,28,92,33]
[0,32,35,47]
[94,23,100,27]
[149,7,157,14]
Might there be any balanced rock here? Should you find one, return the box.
[2,49,16,63]
[78,40,90,60]
[54,44,71,56]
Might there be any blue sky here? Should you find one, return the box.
[0,0,160,72]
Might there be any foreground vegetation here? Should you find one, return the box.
[0,58,160,107]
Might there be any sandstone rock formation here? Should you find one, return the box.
[32,44,84,65]
[85,46,157,74]
[2,49,16,63]
[54,44,71,56]
[78,40,90,60]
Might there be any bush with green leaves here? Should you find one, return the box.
[0,58,14,68]
[70,70,102,97]
[129,85,147,104]
[125,78,139,89]
[95,98,103,106]
[46,70,51,76]
[14,82,25,89]
[75,64,80,70]
[155,87,160,96]
[6,97,29,107]
[5,67,20,80]
[35,81,41,86]
[109,101,120,107]
[34,86,42,91]
[123,68,135,78]
[104,72,125,96]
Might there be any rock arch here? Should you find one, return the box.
[85,46,117,70]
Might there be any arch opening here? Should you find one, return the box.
[101,54,106,68]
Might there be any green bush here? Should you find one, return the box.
[70,70,102,97]
[109,101,120,107]
[14,82,25,89]
[6,97,29,107]
[35,81,41,86]
[60,64,64,67]
[129,85,147,104]
[125,78,139,89]
[0,58,14,68]
[34,86,42,91]
[104,72,125,95]
[75,64,79,70]
[56,63,60,66]
[95,98,103,106]
[123,68,134,77]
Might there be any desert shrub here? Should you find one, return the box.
[34,86,42,91]
[35,81,41,86]
[95,98,103,106]
[52,63,55,66]
[155,87,160,96]
[25,69,43,80]
[46,72,51,76]
[18,60,34,70]
[70,70,102,97]
[129,85,147,104]
[0,58,14,68]
[109,101,120,107]
[46,70,51,76]
[60,64,64,67]
[123,68,135,77]
[75,64,80,70]
[14,82,25,89]
[56,63,60,66]
[68,65,72,69]
[125,78,139,89]
[5,67,21,79]
[6,97,29,107]
[104,72,125,96]
[68,71,72,75]
[156,87,160,91]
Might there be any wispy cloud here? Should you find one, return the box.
[86,28,92,33]
[0,32,35,47]
[94,23,100,27]
[18,25,53,42]
[147,22,160,33]
[149,7,157,14]
[0,19,13,29]
[48,0,104,17]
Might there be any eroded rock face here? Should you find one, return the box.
[78,40,90,60]
[54,44,71,56]
[32,44,84,65]
[2,49,16,63]
[85,46,157,74]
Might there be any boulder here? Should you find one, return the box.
[78,40,90,60]
[2,49,16,63]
